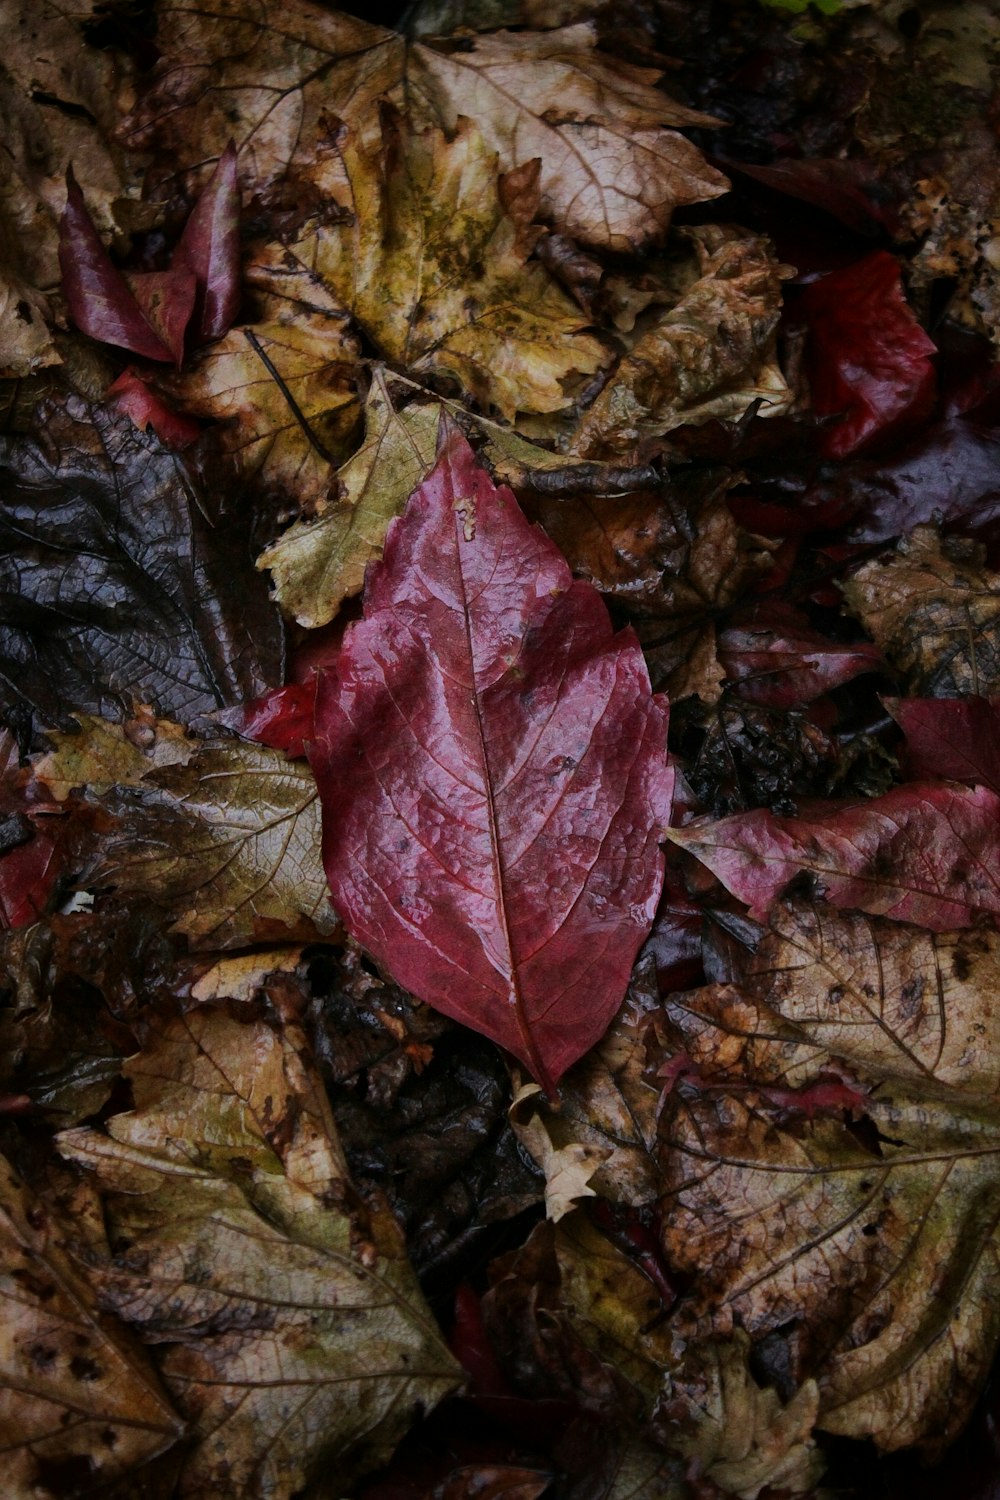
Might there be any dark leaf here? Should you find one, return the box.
[0,394,283,733]
[174,141,241,338]
[58,168,173,362]
[888,695,1000,794]
[311,422,673,1092]
[798,252,937,458]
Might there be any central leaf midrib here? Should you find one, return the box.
[453,504,551,1092]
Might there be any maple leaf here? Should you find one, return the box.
[0,395,283,735]
[0,1151,181,1495]
[842,527,1000,696]
[168,244,362,509]
[571,225,792,461]
[310,422,673,1092]
[258,372,441,628]
[797,251,937,458]
[669,781,1000,929]
[79,736,336,949]
[409,22,728,250]
[57,1008,461,1497]
[289,110,608,421]
[657,900,1000,1450]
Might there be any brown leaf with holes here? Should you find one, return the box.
[658,899,1000,1452]
[843,526,1000,696]
[571,226,792,461]
[0,1150,182,1495]
[57,1008,460,1498]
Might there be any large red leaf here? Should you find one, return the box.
[310,422,673,1092]
[670,782,1000,930]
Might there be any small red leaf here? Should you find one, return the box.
[718,601,884,707]
[108,369,202,448]
[799,250,936,458]
[888,696,1000,795]
[126,264,198,367]
[176,141,241,338]
[670,782,1000,930]
[310,421,673,1092]
[231,681,318,758]
[58,170,173,363]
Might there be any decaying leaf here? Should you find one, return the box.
[58,1008,461,1497]
[0,396,284,735]
[658,899,1000,1450]
[411,22,727,250]
[657,1333,821,1500]
[510,1084,610,1222]
[34,714,193,802]
[843,526,1000,696]
[0,1151,181,1496]
[311,423,672,1091]
[81,738,336,949]
[670,781,1000,930]
[169,245,362,509]
[571,226,792,461]
[290,111,608,421]
[258,372,441,628]
[190,947,305,1004]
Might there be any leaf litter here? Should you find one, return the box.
[3,0,1000,1495]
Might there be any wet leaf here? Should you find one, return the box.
[58,1008,461,1497]
[888,695,1000,793]
[718,602,885,709]
[842,527,1000,696]
[81,737,335,949]
[411,22,727,250]
[169,244,362,509]
[34,714,193,802]
[670,781,1000,930]
[174,143,241,340]
[798,251,937,458]
[658,900,1000,1450]
[259,373,441,629]
[0,1151,181,1495]
[311,422,672,1091]
[571,226,791,461]
[290,111,607,421]
[0,395,283,735]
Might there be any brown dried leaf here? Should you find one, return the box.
[0,0,138,374]
[291,112,608,420]
[571,226,792,461]
[258,371,441,628]
[510,1084,610,1221]
[411,23,727,250]
[659,900,1000,1451]
[58,1009,460,1498]
[81,738,336,949]
[33,714,193,802]
[169,246,362,510]
[0,1152,181,1496]
[842,526,1000,696]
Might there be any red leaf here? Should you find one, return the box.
[0,824,62,930]
[799,251,936,458]
[175,141,241,338]
[231,681,318,758]
[669,782,1000,930]
[889,696,1000,795]
[310,421,673,1092]
[718,601,884,707]
[126,264,198,367]
[59,169,174,362]
[107,369,201,448]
